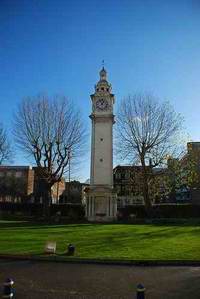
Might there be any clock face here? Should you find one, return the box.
[96,99,108,111]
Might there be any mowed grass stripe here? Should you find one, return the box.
[0,221,199,260]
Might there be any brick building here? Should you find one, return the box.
[113,164,184,206]
[113,142,200,206]
[61,180,89,204]
[0,166,65,203]
[32,167,65,204]
[113,165,144,206]
[0,166,34,202]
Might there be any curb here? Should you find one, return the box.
[0,254,200,267]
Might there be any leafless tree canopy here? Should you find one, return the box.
[117,93,183,167]
[116,93,183,211]
[13,95,86,185]
[0,124,11,164]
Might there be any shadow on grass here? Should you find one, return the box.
[1,219,200,231]
[0,221,95,229]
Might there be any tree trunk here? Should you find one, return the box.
[42,181,52,221]
[141,156,152,217]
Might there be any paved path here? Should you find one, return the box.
[0,259,200,298]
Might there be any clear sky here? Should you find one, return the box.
[0,0,200,181]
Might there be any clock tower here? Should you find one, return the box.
[86,67,117,222]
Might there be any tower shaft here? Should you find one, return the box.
[86,67,117,222]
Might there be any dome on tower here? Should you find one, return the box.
[94,67,112,94]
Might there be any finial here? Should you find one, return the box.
[99,61,107,80]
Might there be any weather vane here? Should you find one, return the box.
[102,60,105,68]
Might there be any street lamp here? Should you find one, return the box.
[68,149,71,202]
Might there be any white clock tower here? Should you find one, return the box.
[86,67,117,222]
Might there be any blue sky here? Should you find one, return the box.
[0,0,200,181]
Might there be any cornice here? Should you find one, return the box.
[89,114,115,123]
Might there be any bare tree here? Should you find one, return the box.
[13,94,86,217]
[0,124,11,164]
[116,93,183,215]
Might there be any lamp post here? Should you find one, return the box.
[68,149,71,202]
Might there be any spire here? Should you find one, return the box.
[99,60,107,80]
[99,67,107,81]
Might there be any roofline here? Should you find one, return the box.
[113,165,143,170]
[0,166,32,170]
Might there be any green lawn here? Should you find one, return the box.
[0,220,200,260]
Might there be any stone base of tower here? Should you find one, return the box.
[85,186,117,222]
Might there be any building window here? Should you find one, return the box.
[121,173,125,179]
[100,158,103,162]
[116,186,121,193]
[121,185,125,195]
[100,138,103,141]
[115,172,121,179]
[107,88,109,91]
[125,172,130,179]
[6,171,13,177]
[15,171,22,178]
[101,87,104,91]
[125,185,130,195]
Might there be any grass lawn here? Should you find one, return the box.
[0,220,200,260]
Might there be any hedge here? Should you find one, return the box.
[0,202,85,220]
[1,202,200,220]
[118,204,200,219]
